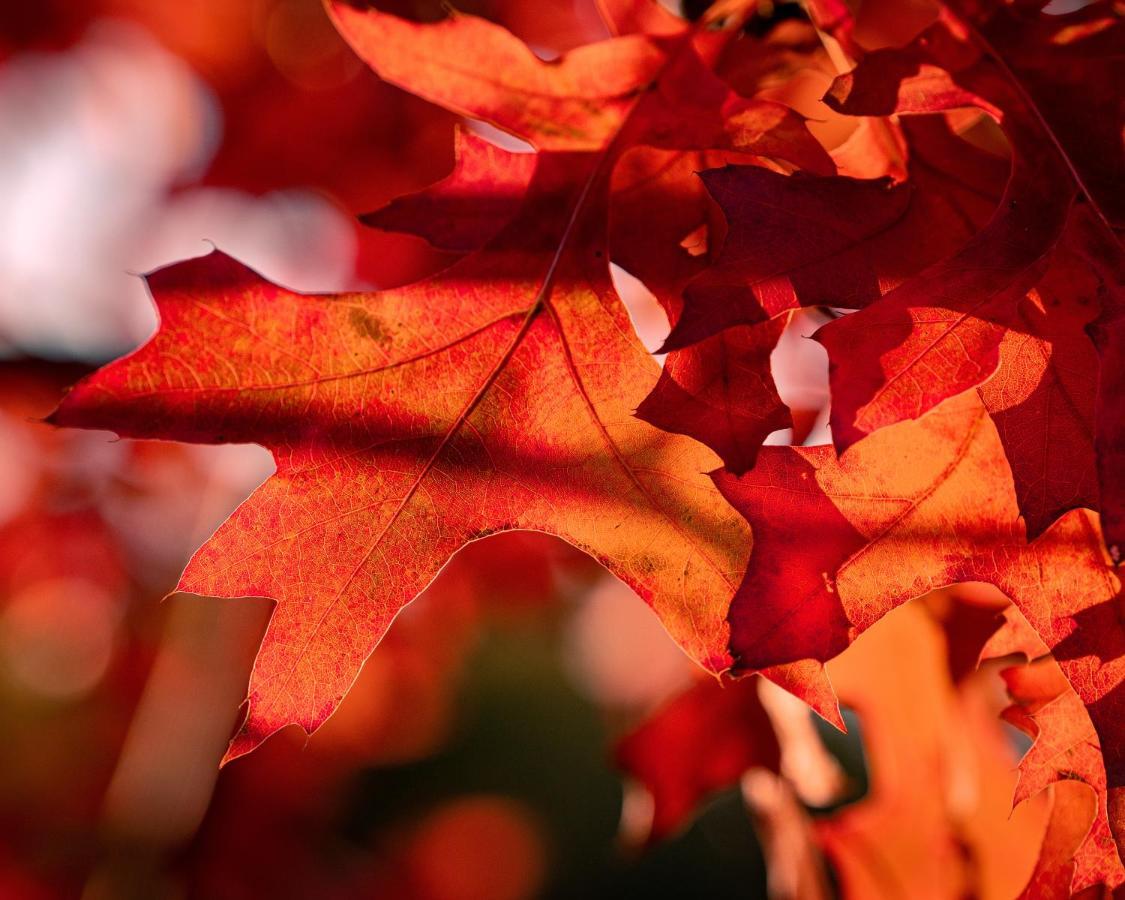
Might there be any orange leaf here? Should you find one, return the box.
[52,8,836,760]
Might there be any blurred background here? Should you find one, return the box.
[0,1,1058,898]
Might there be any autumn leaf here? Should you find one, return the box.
[810,4,1125,560]
[327,1,832,172]
[326,2,667,152]
[51,2,844,761]
[608,145,798,474]
[660,165,911,348]
[1018,782,1100,900]
[40,0,1125,886]
[968,601,1124,893]
[637,316,792,475]
[659,116,1006,341]
[615,596,1055,895]
[51,210,766,762]
[1075,212,1125,563]
[714,392,1125,872]
[366,136,799,476]
[936,1,1125,555]
[341,0,844,480]
[978,603,1050,663]
[595,0,688,39]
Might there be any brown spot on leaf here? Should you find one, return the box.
[350,307,389,344]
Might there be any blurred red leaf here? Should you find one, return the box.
[815,602,1050,899]
[616,675,779,842]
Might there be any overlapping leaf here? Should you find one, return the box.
[944,0,1124,233]
[654,111,1010,471]
[611,146,798,474]
[1078,216,1125,562]
[714,393,1124,876]
[814,5,1125,555]
[956,604,1123,893]
[976,223,1101,539]
[1000,657,1123,891]
[665,2,1120,550]
[614,596,1054,896]
[816,12,1074,453]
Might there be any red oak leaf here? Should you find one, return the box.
[1017,782,1100,900]
[616,596,1057,893]
[636,316,792,475]
[327,1,833,172]
[335,0,837,480]
[54,224,774,761]
[814,4,1120,544]
[371,138,801,477]
[970,603,1120,894]
[325,2,667,152]
[349,5,836,480]
[658,114,1006,346]
[660,165,911,350]
[595,0,687,38]
[979,603,1050,663]
[633,115,1007,473]
[51,4,842,761]
[609,145,796,474]
[23,0,1125,890]
[620,597,1052,895]
[714,392,1125,870]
